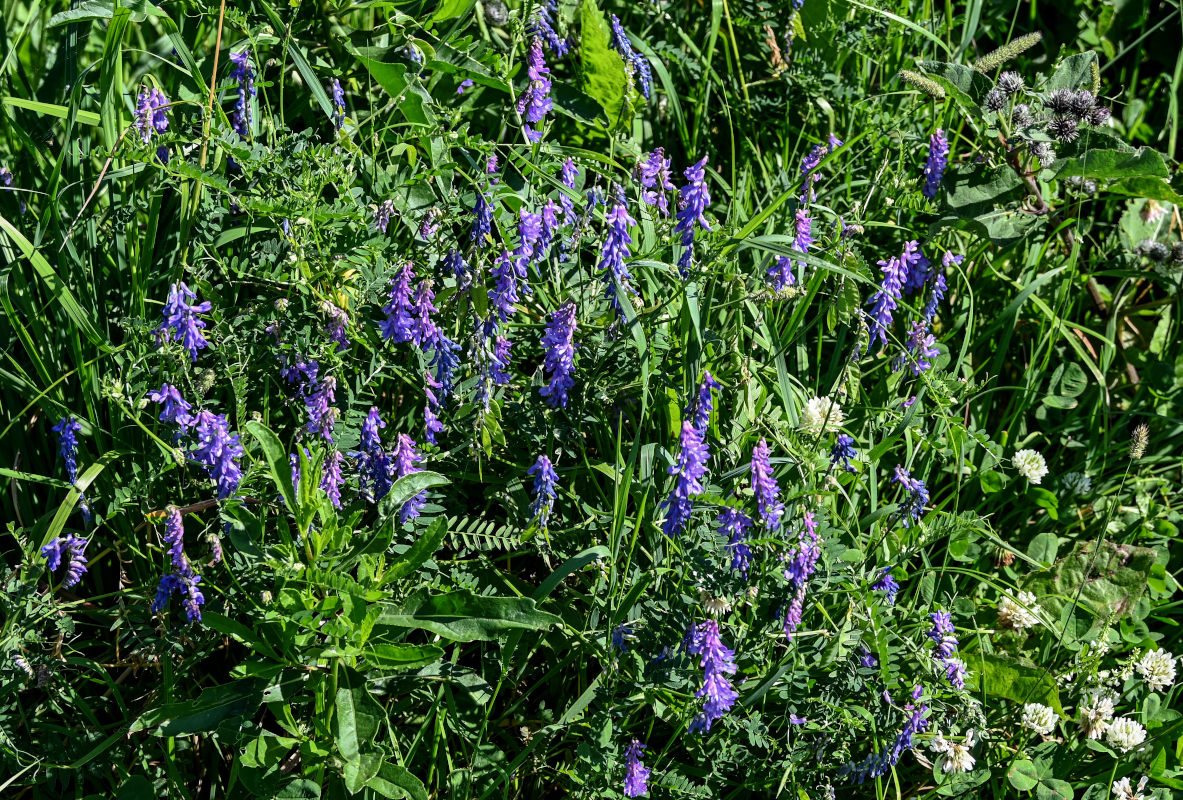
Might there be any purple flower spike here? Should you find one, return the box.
[52,415,83,485]
[892,465,929,526]
[894,321,940,375]
[719,506,754,576]
[189,410,244,499]
[229,49,256,137]
[922,129,949,199]
[148,383,194,432]
[559,158,579,219]
[527,455,559,530]
[517,39,552,142]
[799,137,841,204]
[928,610,958,660]
[531,0,569,55]
[489,249,526,322]
[660,422,710,538]
[162,507,187,573]
[866,257,907,350]
[42,535,89,588]
[539,302,578,409]
[686,371,721,435]
[392,434,427,523]
[872,566,900,604]
[686,619,739,733]
[303,376,339,443]
[154,282,212,361]
[750,438,784,529]
[609,15,652,100]
[380,263,417,343]
[623,739,651,797]
[674,157,712,276]
[135,87,169,143]
[322,449,344,508]
[639,148,675,215]
[598,195,637,316]
[330,78,346,130]
[829,434,858,473]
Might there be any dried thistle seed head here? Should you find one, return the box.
[1140,240,1170,262]
[1130,423,1149,460]
[984,88,1007,111]
[1172,242,1183,265]
[1049,115,1081,142]
[1069,89,1096,117]
[1082,179,1098,194]
[898,69,947,99]
[1030,141,1057,167]
[997,71,1024,94]
[1044,88,1074,115]
[973,31,1043,73]
[1011,103,1034,128]
[1088,105,1111,126]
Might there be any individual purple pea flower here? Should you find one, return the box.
[559,158,579,219]
[380,263,417,343]
[162,506,187,573]
[598,194,637,316]
[322,449,344,508]
[304,376,339,443]
[858,646,878,668]
[189,410,245,499]
[623,739,651,797]
[374,199,396,234]
[517,38,552,142]
[392,433,427,523]
[52,415,83,485]
[872,566,900,604]
[154,282,213,361]
[638,148,675,216]
[892,465,929,526]
[148,383,194,432]
[685,371,721,435]
[674,157,711,276]
[829,434,858,473]
[457,78,474,95]
[527,455,559,530]
[135,87,169,143]
[330,78,346,130]
[866,256,907,350]
[40,537,65,572]
[719,506,754,576]
[686,619,739,733]
[922,128,949,199]
[894,321,940,375]
[750,438,784,530]
[229,49,256,137]
[539,302,578,408]
[660,422,710,538]
[531,0,569,55]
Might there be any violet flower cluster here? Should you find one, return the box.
[686,619,739,733]
[922,128,949,199]
[598,194,637,316]
[527,455,559,531]
[782,511,821,639]
[608,15,652,99]
[330,78,346,130]
[517,39,552,142]
[356,407,394,502]
[686,371,720,435]
[539,302,578,408]
[841,685,929,784]
[799,135,842,204]
[894,321,940,375]
[135,87,169,144]
[40,534,89,589]
[750,438,784,530]
[392,433,427,523]
[150,507,205,623]
[660,422,710,538]
[872,566,900,604]
[622,739,651,797]
[154,282,212,361]
[829,434,858,473]
[928,610,967,690]
[189,410,245,499]
[674,157,711,276]
[531,0,568,55]
[719,506,754,577]
[229,49,256,137]
[638,148,675,215]
[891,465,929,527]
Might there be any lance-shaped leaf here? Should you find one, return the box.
[375,590,562,642]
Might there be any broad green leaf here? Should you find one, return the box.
[130,679,266,736]
[1046,52,1098,92]
[964,652,1063,714]
[343,42,436,127]
[385,516,449,581]
[1007,760,1041,791]
[276,779,321,799]
[367,762,429,800]
[376,590,562,642]
[362,643,445,670]
[244,420,296,512]
[379,471,450,519]
[1027,532,1060,566]
[432,0,474,22]
[47,0,167,25]
[1107,176,1183,205]
[1035,779,1074,800]
[917,60,993,107]
[533,545,610,600]
[116,776,155,800]
[1055,147,1169,181]
[579,0,628,126]
[333,668,386,762]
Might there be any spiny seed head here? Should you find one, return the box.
[1069,89,1096,117]
[997,71,1024,94]
[1172,242,1183,265]
[984,88,1007,112]
[1082,179,1098,194]
[1044,89,1074,115]
[898,70,947,99]
[1130,423,1149,460]
[1140,240,1170,262]
[1049,115,1081,142]
[1088,105,1111,126]
[973,32,1043,73]
[1011,103,1034,128]
[1030,141,1056,167]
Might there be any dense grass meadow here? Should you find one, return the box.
[4,0,1183,796]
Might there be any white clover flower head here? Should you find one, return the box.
[1112,776,1150,800]
[800,396,844,436]
[1079,691,1115,740]
[1135,649,1177,692]
[1061,471,1092,496]
[1021,703,1057,735]
[1013,448,1049,484]
[998,591,1040,631]
[928,729,976,773]
[1105,717,1147,752]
